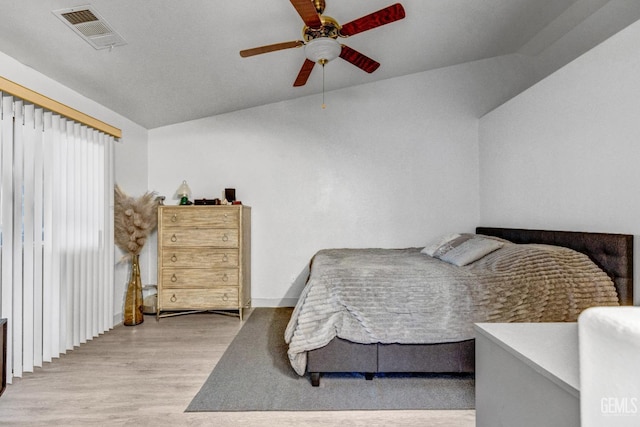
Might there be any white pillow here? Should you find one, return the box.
[421,233,461,256]
[438,237,504,266]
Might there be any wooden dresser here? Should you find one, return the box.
[157,205,251,320]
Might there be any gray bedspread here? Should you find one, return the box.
[284,244,619,375]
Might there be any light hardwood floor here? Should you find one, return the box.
[0,310,475,426]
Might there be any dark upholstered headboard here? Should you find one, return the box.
[476,227,634,306]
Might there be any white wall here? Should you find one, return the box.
[149,54,535,306]
[479,19,640,305]
[0,51,150,321]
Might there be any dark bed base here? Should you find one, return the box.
[307,337,474,387]
[306,227,634,386]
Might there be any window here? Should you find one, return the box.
[0,86,116,384]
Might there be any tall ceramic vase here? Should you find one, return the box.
[124,254,144,326]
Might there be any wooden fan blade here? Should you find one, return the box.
[240,40,304,58]
[340,3,406,37]
[339,45,380,73]
[293,59,316,87]
[290,0,322,28]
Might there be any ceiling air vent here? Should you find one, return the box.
[53,5,127,50]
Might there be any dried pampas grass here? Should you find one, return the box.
[114,185,160,257]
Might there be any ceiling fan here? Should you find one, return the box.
[240,0,406,87]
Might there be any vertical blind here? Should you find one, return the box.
[0,91,115,384]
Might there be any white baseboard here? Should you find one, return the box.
[112,300,296,323]
[113,312,122,327]
[251,298,297,308]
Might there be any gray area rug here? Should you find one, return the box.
[186,308,475,412]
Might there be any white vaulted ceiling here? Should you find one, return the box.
[0,0,638,129]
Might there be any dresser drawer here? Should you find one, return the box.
[161,207,239,228]
[162,248,239,268]
[162,268,239,288]
[160,288,239,310]
[161,228,238,247]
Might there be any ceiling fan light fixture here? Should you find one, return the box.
[305,37,341,64]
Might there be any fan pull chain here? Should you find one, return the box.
[321,62,326,109]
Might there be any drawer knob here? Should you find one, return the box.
[171,274,177,282]
[222,254,229,263]
[222,273,228,282]
[171,234,177,242]
[222,293,229,302]
[171,214,178,222]
[222,234,229,242]
[170,294,177,302]
[171,254,178,262]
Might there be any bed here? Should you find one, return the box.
[285,227,634,386]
